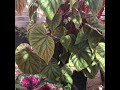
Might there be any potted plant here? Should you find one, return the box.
[15,0,105,90]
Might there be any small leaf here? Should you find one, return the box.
[88,30,102,50]
[28,24,55,64]
[95,42,105,76]
[75,28,89,45]
[15,0,27,15]
[71,8,82,29]
[86,16,105,30]
[47,13,62,31]
[59,52,70,64]
[52,27,67,42]
[62,63,74,76]
[60,35,72,52]
[40,59,61,82]
[38,0,62,20]
[86,0,103,16]
[70,0,77,10]
[28,0,39,19]
[82,64,99,79]
[15,43,41,74]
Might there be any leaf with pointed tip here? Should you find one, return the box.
[38,0,62,20]
[15,43,41,74]
[47,13,62,31]
[82,64,99,79]
[60,35,71,52]
[15,0,27,15]
[40,59,61,82]
[28,24,55,64]
[75,28,89,45]
[71,8,82,29]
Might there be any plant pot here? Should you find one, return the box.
[72,71,87,90]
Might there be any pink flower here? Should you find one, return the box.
[33,84,60,90]
[20,75,40,89]
[28,75,40,87]
[20,77,30,89]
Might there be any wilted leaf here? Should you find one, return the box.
[15,43,41,74]
[28,24,55,64]
[60,35,72,52]
[15,0,27,15]
[38,0,62,20]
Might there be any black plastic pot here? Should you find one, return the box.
[72,71,87,90]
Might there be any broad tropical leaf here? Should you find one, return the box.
[28,0,39,19]
[75,28,89,45]
[40,59,61,82]
[86,0,103,16]
[15,0,27,15]
[38,0,62,20]
[60,35,72,52]
[28,24,55,64]
[95,42,105,76]
[15,43,41,74]
[69,41,94,71]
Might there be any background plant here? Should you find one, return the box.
[15,0,105,89]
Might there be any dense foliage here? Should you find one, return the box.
[15,0,105,90]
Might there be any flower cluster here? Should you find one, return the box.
[20,75,40,89]
[20,75,60,90]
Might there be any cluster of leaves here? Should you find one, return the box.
[15,0,105,89]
